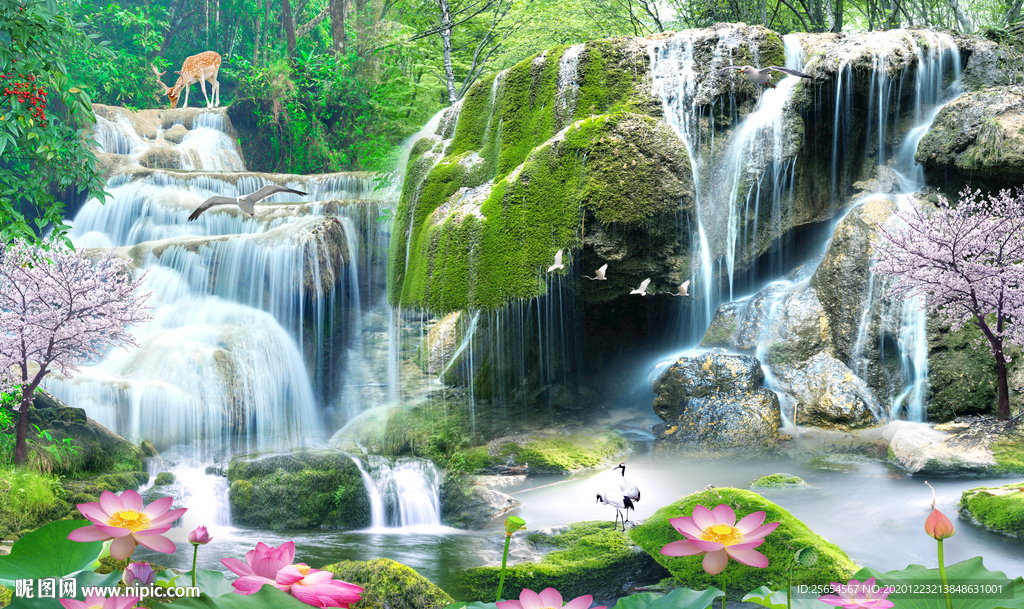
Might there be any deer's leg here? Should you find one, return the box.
[200,77,211,108]
[182,84,191,108]
[212,75,220,107]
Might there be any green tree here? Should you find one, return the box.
[0,0,108,247]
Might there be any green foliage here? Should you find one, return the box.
[165,585,313,608]
[27,423,81,475]
[611,588,725,609]
[0,519,103,586]
[0,0,107,246]
[854,557,1023,609]
[0,467,69,540]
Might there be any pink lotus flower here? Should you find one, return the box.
[59,594,140,609]
[497,587,606,609]
[68,490,187,561]
[222,541,364,607]
[122,562,157,586]
[660,503,780,575]
[189,525,213,545]
[819,578,896,609]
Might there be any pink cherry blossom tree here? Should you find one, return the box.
[874,188,1024,420]
[0,240,152,464]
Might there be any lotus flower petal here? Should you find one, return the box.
[110,535,139,561]
[691,504,717,530]
[67,525,114,542]
[688,539,726,552]
[538,588,565,609]
[702,549,730,575]
[141,496,174,518]
[99,491,124,516]
[133,532,177,554]
[660,539,704,556]
[119,490,144,512]
[561,594,595,609]
[519,588,545,609]
[735,511,766,534]
[668,516,703,539]
[710,504,736,527]
[724,546,769,568]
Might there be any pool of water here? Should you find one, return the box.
[133,451,1024,595]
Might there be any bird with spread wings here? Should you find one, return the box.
[717,65,815,89]
[187,184,309,221]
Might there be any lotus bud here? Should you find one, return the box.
[123,562,156,586]
[188,525,212,545]
[925,509,955,540]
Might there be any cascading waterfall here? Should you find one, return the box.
[354,455,442,529]
[649,31,806,340]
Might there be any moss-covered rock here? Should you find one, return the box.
[917,87,1024,192]
[321,558,453,609]
[750,473,807,489]
[0,469,70,540]
[450,521,670,601]
[440,474,520,529]
[227,450,371,530]
[154,472,175,486]
[486,429,630,474]
[958,481,1024,538]
[629,488,858,596]
[29,391,144,474]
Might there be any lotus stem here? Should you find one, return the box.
[937,539,952,609]
[722,575,726,609]
[191,544,199,589]
[496,533,512,602]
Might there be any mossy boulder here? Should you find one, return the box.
[61,470,151,511]
[958,481,1024,538]
[750,473,807,489]
[450,521,670,601]
[440,474,520,529]
[227,449,371,530]
[320,558,453,609]
[629,488,858,596]
[29,391,144,474]
[917,86,1024,192]
[486,429,630,473]
[154,472,175,486]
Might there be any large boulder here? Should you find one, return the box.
[958,481,1024,539]
[484,428,631,474]
[652,353,780,453]
[916,86,1024,192]
[29,391,144,474]
[440,474,521,529]
[772,353,878,429]
[629,488,858,596]
[320,558,453,609]
[451,521,670,602]
[227,450,371,530]
[888,422,996,475]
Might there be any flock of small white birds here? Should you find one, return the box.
[548,249,695,300]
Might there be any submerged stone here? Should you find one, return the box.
[750,473,807,488]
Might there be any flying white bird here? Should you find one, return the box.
[717,65,815,89]
[629,278,651,296]
[584,264,608,281]
[670,280,695,300]
[187,184,308,221]
[614,463,640,509]
[596,491,634,532]
[547,249,565,272]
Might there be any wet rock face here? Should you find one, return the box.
[773,353,878,429]
[917,86,1024,191]
[887,422,996,475]
[652,353,780,453]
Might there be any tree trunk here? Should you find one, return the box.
[995,347,1011,419]
[14,392,29,466]
[354,0,367,58]
[329,0,346,55]
[282,0,297,57]
[834,0,844,31]
[253,0,262,63]
[947,0,973,32]
[439,0,458,105]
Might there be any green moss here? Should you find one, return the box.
[0,468,70,539]
[227,450,371,530]
[989,433,1024,474]
[321,558,454,609]
[495,431,629,473]
[629,488,858,597]
[154,472,175,486]
[959,482,1024,538]
[0,584,10,607]
[450,521,669,601]
[94,471,150,492]
[701,319,737,347]
[750,474,806,488]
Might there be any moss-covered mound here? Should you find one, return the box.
[958,481,1024,538]
[320,558,453,609]
[450,521,670,601]
[750,473,807,489]
[227,449,371,530]
[487,429,630,473]
[29,391,145,474]
[0,469,70,540]
[629,488,857,596]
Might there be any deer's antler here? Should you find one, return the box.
[151,65,170,92]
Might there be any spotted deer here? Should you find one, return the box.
[152,51,222,109]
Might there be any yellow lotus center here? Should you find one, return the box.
[701,523,743,545]
[293,564,311,577]
[89,605,104,609]
[108,509,150,531]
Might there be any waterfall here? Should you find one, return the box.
[353,455,442,529]
[649,29,806,341]
[555,44,585,129]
